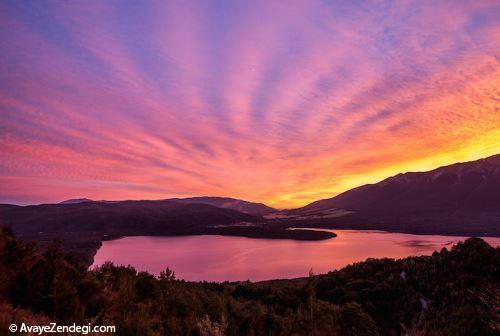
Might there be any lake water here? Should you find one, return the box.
[92,230,500,282]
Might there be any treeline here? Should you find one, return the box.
[0,226,498,335]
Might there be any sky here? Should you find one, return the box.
[0,0,499,209]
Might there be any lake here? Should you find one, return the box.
[92,230,500,282]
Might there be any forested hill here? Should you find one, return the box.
[1,227,498,335]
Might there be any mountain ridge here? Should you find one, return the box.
[296,154,500,212]
[166,196,276,216]
[55,196,276,216]
[285,154,500,236]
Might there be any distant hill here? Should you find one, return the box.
[59,198,94,204]
[167,196,277,216]
[58,196,277,216]
[0,200,261,237]
[288,154,500,236]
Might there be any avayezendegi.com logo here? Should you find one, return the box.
[9,322,115,334]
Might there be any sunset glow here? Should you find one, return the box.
[1,0,499,208]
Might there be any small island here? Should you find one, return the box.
[207,226,336,240]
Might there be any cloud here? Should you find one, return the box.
[0,0,499,208]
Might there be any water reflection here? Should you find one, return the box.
[92,230,500,282]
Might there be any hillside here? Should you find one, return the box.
[286,154,500,236]
[59,198,93,204]
[167,196,277,216]
[0,200,261,236]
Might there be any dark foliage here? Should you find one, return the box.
[0,227,498,335]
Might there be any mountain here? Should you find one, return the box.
[59,198,94,204]
[0,200,262,237]
[288,154,500,236]
[167,196,277,216]
[58,196,278,216]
